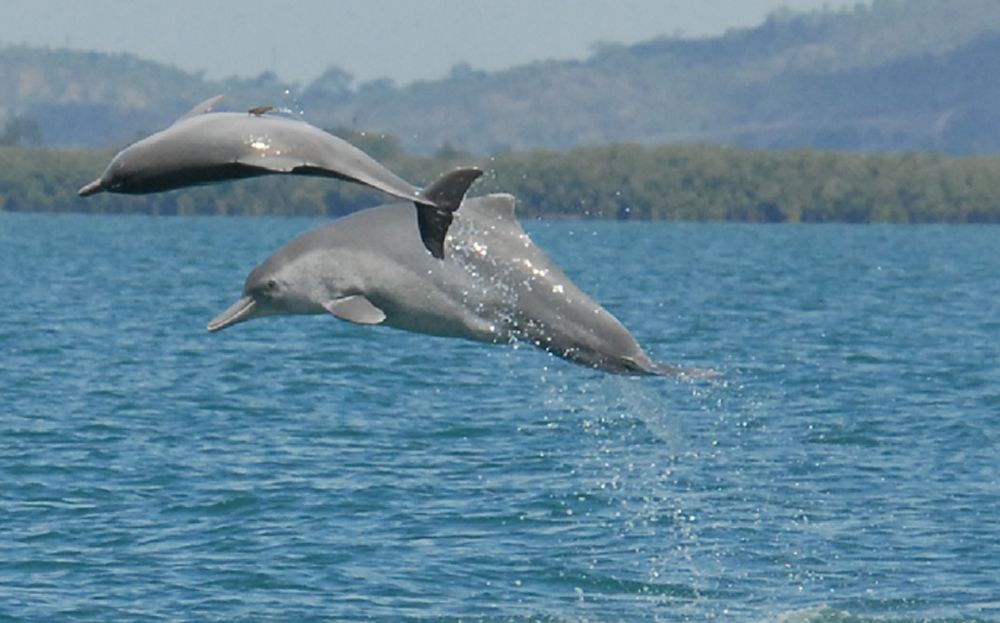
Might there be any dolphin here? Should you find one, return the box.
[78,94,481,258]
[207,193,717,377]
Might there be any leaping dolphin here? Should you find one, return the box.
[78,95,481,258]
[207,193,718,378]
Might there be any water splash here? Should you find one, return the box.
[274,88,305,117]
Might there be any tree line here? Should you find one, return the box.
[2,138,999,223]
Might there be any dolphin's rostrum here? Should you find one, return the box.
[208,193,718,378]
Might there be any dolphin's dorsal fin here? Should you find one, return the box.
[478,193,517,221]
[175,94,225,123]
[324,295,386,325]
[456,193,518,225]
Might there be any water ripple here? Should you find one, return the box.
[1,215,997,622]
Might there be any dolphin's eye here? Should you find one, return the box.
[267,279,278,290]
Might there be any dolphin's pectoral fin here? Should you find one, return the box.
[324,295,387,325]
[175,94,225,123]
[416,167,484,259]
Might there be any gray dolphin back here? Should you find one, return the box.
[206,193,718,377]
[76,95,473,211]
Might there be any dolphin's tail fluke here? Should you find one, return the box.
[416,166,483,259]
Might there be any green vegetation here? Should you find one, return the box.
[3,140,998,223]
[480,145,1000,223]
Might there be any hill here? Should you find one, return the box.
[3,0,1000,154]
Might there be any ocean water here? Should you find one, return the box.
[1,212,997,622]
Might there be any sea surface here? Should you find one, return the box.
[1,212,997,622]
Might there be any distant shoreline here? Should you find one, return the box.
[2,144,999,223]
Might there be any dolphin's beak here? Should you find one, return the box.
[78,178,104,196]
[207,296,257,332]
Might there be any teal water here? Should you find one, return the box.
[1,213,998,622]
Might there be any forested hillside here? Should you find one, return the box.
[3,0,1000,154]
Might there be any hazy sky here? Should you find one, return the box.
[3,0,866,86]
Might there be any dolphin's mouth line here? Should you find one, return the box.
[207,296,256,332]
